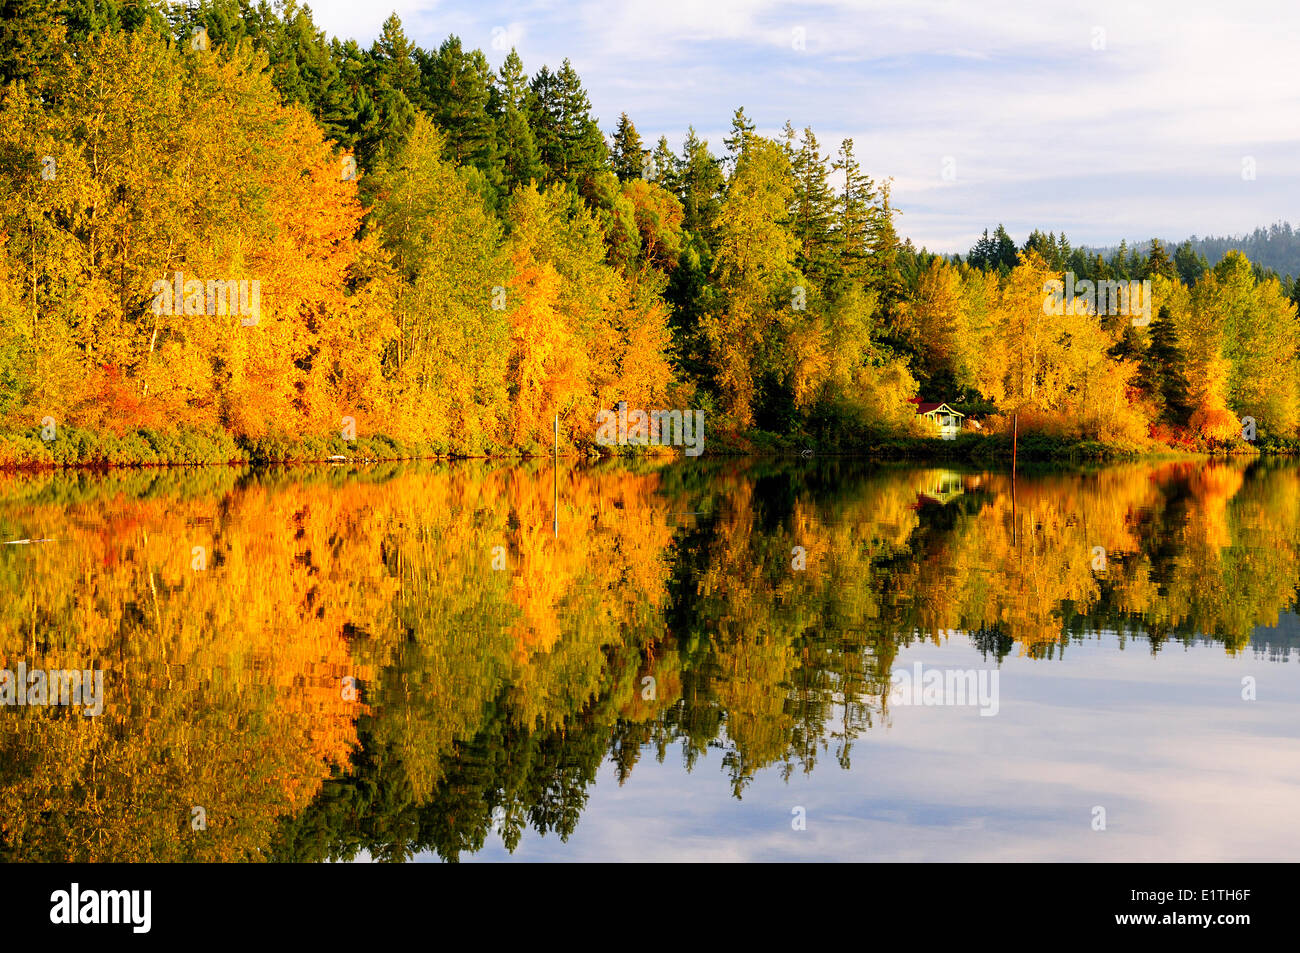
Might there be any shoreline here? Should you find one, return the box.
[0,427,1282,472]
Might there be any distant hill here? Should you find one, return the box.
[1087,222,1300,279]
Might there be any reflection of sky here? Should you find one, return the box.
[421,633,1300,862]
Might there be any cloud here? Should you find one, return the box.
[300,0,1300,253]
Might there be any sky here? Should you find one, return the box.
[301,0,1300,255]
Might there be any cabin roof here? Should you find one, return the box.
[909,400,965,417]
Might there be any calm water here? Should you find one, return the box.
[1,458,1298,862]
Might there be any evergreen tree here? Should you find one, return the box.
[371,13,419,103]
[352,83,416,169]
[418,36,503,194]
[557,59,608,189]
[992,224,1018,272]
[63,0,169,43]
[1144,306,1191,424]
[257,1,355,146]
[789,127,837,285]
[1144,239,1177,282]
[496,48,543,193]
[1174,240,1208,286]
[649,135,679,193]
[527,60,606,188]
[526,64,562,178]
[967,225,1018,273]
[1023,229,1061,270]
[677,128,724,235]
[967,229,995,270]
[869,181,904,309]
[1092,252,1113,282]
[722,106,756,172]
[1109,239,1133,280]
[1056,231,1073,270]
[832,138,877,288]
[609,112,645,183]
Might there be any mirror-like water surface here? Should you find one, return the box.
[1,459,1297,861]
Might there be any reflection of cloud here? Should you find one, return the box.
[454,635,1300,862]
[302,1,1300,252]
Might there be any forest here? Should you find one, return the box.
[1,0,1299,464]
[1086,223,1300,283]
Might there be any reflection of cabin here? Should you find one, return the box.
[909,398,965,437]
[917,470,965,505]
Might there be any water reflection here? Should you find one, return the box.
[0,457,1296,861]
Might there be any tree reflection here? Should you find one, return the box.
[0,456,1296,860]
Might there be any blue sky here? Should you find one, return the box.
[304,0,1300,254]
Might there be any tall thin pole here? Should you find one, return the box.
[1011,413,1018,475]
[553,415,558,538]
[1011,413,1018,548]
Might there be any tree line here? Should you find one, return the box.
[1081,223,1300,285]
[0,0,1297,460]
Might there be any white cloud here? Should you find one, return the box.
[300,0,1300,253]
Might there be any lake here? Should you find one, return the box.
[1,457,1297,861]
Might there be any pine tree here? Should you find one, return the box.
[1056,232,1073,269]
[832,138,876,288]
[1144,306,1190,423]
[1110,239,1132,280]
[1144,239,1177,282]
[650,136,679,193]
[722,106,756,172]
[678,127,724,234]
[992,225,1018,272]
[609,112,645,182]
[371,13,419,103]
[868,182,904,311]
[258,1,355,147]
[352,83,416,169]
[1174,240,1208,286]
[496,48,543,193]
[968,229,995,271]
[527,60,606,187]
[789,127,837,285]
[63,0,169,43]
[418,36,503,194]
[526,65,563,179]
[557,59,607,189]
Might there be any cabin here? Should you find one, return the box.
[909,398,965,438]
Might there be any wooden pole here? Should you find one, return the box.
[553,415,558,538]
[1011,413,1018,475]
[1011,413,1018,547]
